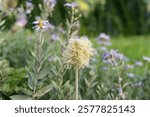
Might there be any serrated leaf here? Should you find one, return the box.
[10,95,32,100]
[33,85,52,98]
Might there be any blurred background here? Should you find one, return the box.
[0,0,150,62]
[1,0,150,36]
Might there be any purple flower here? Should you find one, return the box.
[143,56,150,62]
[126,73,135,78]
[64,2,79,8]
[117,88,123,95]
[102,50,128,65]
[26,0,33,8]
[135,61,143,66]
[96,33,111,46]
[51,33,59,41]
[16,13,27,27]
[100,46,107,51]
[96,33,110,41]
[26,0,34,14]
[44,0,57,8]
[103,50,127,61]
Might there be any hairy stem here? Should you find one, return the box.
[33,31,44,98]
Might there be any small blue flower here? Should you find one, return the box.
[44,0,57,8]
[126,73,135,78]
[143,56,150,62]
[51,33,59,41]
[96,33,111,46]
[26,0,34,14]
[64,2,79,8]
[117,88,123,95]
[96,33,110,41]
[135,61,143,66]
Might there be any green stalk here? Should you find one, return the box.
[75,68,79,100]
[33,31,44,98]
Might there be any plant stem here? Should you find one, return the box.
[113,61,125,99]
[75,68,79,100]
[67,9,75,40]
[33,31,43,97]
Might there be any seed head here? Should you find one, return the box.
[62,37,94,69]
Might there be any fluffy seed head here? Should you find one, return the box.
[62,37,94,69]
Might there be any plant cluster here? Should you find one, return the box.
[0,1,150,100]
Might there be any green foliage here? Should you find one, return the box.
[0,31,150,100]
[0,61,27,99]
[110,36,150,60]
[0,30,33,68]
[25,32,49,99]
[80,0,149,36]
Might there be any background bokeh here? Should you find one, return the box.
[1,0,150,36]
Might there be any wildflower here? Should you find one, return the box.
[51,33,59,41]
[96,33,111,46]
[26,0,34,14]
[117,88,123,95]
[102,50,127,65]
[117,87,126,99]
[142,56,150,62]
[126,73,135,78]
[64,2,79,8]
[101,47,107,51]
[131,81,144,87]
[16,10,27,28]
[44,0,56,8]
[135,61,143,66]
[32,19,50,31]
[62,36,94,69]
[96,33,110,41]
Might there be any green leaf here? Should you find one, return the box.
[15,87,33,96]
[51,80,58,90]
[25,66,34,80]
[31,51,38,62]
[33,85,52,98]
[10,95,32,100]
[0,20,5,26]
[28,78,34,90]
[38,70,49,80]
[84,77,90,87]
[63,80,70,87]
